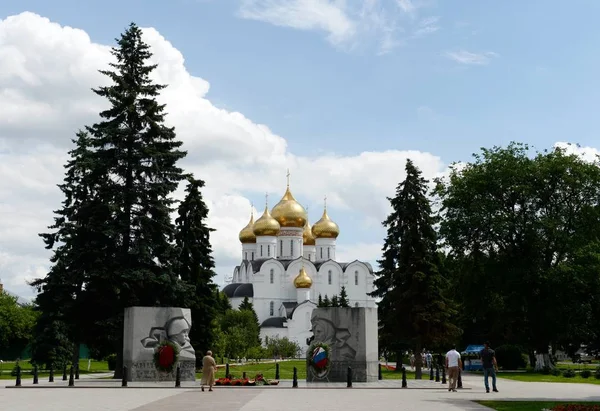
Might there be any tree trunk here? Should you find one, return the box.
[534,345,554,371]
[414,343,423,379]
[528,350,536,369]
[395,351,403,372]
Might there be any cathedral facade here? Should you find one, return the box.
[222,177,376,356]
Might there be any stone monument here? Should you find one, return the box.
[306,307,378,383]
[123,306,196,381]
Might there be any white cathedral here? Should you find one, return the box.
[223,175,376,356]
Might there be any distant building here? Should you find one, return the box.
[223,175,376,356]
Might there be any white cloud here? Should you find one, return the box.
[554,142,600,163]
[237,0,441,54]
[0,12,449,297]
[444,49,498,65]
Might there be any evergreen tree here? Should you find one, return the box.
[331,295,339,307]
[322,295,330,307]
[175,176,218,355]
[238,296,253,311]
[318,294,323,307]
[75,23,187,377]
[30,131,113,366]
[370,159,461,379]
[339,287,349,307]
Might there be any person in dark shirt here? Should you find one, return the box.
[480,341,499,393]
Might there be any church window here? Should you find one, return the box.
[280,240,283,256]
[251,252,254,260]
[355,270,359,285]
[269,301,274,316]
[327,247,330,259]
[308,254,311,261]
[328,270,332,285]
[320,248,323,259]
[290,240,294,257]
[268,245,271,257]
[270,269,274,284]
[260,244,263,257]
[245,252,247,260]
[355,302,359,307]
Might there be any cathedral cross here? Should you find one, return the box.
[286,168,291,187]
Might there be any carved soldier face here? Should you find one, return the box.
[167,318,191,348]
[312,318,335,343]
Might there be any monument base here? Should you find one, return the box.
[307,360,379,383]
[127,360,196,382]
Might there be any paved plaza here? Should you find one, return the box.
[1,373,600,410]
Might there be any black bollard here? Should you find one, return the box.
[75,363,79,379]
[430,366,434,381]
[33,364,39,384]
[401,366,407,388]
[378,363,382,380]
[63,364,67,381]
[457,369,463,389]
[292,367,298,388]
[15,365,21,387]
[441,367,447,384]
[243,371,246,380]
[49,366,54,382]
[347,366,352,388]
[435,366,440,382]
[275,363,280,380]
[68,366,74,387]
[225,363,230,379]
[122,366,128,387]
[175,366,181,387]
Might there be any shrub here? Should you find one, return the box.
[595,366,600,379]
[580,369,592,379]
[495,345,527,370]
[105,354,116,371]
[562,369,575,378]
[551,367,562,376]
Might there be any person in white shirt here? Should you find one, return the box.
[445,346,463,392]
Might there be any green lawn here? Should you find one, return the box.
[495,371,600,385]
[476,401,600,410]
[0,360,110,380]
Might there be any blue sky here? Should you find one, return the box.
[1,0,600,296]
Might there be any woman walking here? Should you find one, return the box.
[201,350,217,392]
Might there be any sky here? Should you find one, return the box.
[1,0,600,299]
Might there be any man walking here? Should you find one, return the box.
[480,341,499,393]
[445,346,462,392]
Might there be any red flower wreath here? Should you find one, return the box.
[153,340,180,373]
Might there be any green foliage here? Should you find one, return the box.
[264,336,301,358]
[563,369,576,378]
[595,367,600,379]
[105,354,116,371]
[330,295,339,307]
[175,177,218,355]
[581,369,592,379]
[0,292,38,357]
[338,287,349,307]
[220,310,261,358]
[322,295,330,307]
[435,142,600,357]
[371,159,461,377]
[317,294,323,307]
[495,345,527,370]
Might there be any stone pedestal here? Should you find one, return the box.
[306,307,378,383]
[123,306,196,382]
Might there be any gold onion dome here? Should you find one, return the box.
[253,206,280,236]
[271,171,308,228]
[239,212,256,244]
[294,266,313,289]
[303,218,316,246]
[312,206,340,239]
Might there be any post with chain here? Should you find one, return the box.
[75,363,80,379]
[175,365,181,387]
[122,366,128,387]
[401,366,407,388]
[15,365,21,387]
[49,366,54,382]
[457,369,463,389]
[435,366,440,382]
[68,366,74,387]
[62,364,67,381]
[275,363,280,380]
[429,366,434,381]
[442,367,447,384]
[225,363,230,379]
[347,366,352,388]
[378,363,382,380]
[292,367,298,388]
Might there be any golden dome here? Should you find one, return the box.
[294,266,313,289]
[312,207,340,239]
[239,212,256,244]
[271,173,308,228]
[303,219,316,246]
[253,206,280,236]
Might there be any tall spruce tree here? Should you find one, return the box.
[338,286,349,307]
[175,177,218,356]
[81,23,188,377]
[30,131,112,367]
[370,159,461,379]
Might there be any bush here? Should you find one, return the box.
[580,369,592,379]
[105,354,116,371]
[495,345,527,370]
[595,366,600,379]
[551,367,561,376]
[562,369,575,378]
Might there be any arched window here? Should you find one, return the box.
[269,301,274,316]
[270,269,274,284]
[308,254,311,261]
[267,245,271,257]
[251,252,254,260]
[327,247,330,259]
[280,240,283,255]
[290,240,294,257]
[245,252,248,260]
[355,270,359,285]
[355,302,359,307]
[320,248,323,259]
[328,270,332,285]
